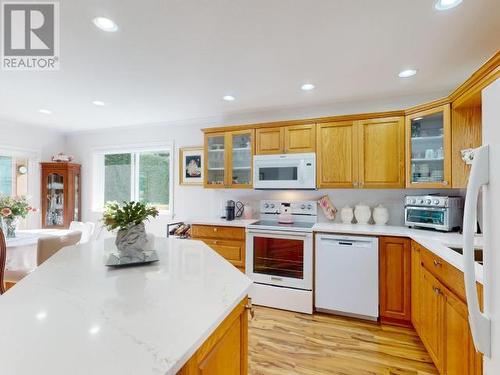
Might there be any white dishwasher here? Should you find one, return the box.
[315,234,379,320]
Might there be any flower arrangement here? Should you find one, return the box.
[102,201,159,255]
[0,195,37,237]
[102,201,159,231]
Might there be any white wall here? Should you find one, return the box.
[0,120,66,228]
[65,92,465,236]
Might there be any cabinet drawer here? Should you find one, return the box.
[191,225,245,241]
[420,245,466,302]
[201,239,245,268]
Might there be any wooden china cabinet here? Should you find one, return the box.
[41,162,81,229]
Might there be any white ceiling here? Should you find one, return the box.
[0,0,499,132]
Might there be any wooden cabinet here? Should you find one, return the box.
[191,225,246,272]
[256,124,315,155]
[412,241,483,375]
[41,162,81,229]
[316,121,358,188]
[177,297,248,375]
[204,130,254,189]
[317,117,404,189]
[406,104,452,188]
[284,124,316,153]
[255,127,284,154]
[358,117,405,188]
[379,237,411,325]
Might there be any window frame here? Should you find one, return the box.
[92,142,174,215]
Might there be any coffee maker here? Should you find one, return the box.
[225,200,236,221]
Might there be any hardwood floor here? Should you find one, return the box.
[249,306,438,375]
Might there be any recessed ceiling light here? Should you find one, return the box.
[301,83,315,91]
[223,95,235,101]
[92,17,118,32]
[398,69,417,78]
[435,0,463,11]
[92,100,106,106]
[38,109,52,115]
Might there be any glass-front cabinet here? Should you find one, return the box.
[41,163,81,228]
[204,130,254,188]
[406,104,451,188]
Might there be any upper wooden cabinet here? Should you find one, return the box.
[255,127,284,154]
[205,130,254,189]
[406,104,452,188]
[256,124,315,154]
[317,121,358,188]
[358,117,405,188]
[317,116,404,189]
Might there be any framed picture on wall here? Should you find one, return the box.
[179,147,204,185]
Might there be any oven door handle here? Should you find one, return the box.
[246,229,310,238]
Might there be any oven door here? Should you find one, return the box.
[253,153,316,190]
[246,229,313,290]
[405,206,449,230]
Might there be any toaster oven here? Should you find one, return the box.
[404,195,464,232]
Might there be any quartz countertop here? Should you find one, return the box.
[313,223,484,284]
[0,237,252,375]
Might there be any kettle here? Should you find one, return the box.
[278,203,294,224]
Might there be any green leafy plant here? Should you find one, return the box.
[102,201,159,231]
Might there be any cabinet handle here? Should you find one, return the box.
[214,240,218,245]
[433,259,442,267]
[245,298,255,319]
[353,182,358,187]
[213,228,218,232]
[433,287,442,295]
[442,180,448,186]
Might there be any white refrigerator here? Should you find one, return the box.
[463,77,500,374]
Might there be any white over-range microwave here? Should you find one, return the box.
[253,153,316,190]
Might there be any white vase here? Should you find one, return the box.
[373,204,389,225]
[115,222,148,258]
[340,206,354,224]
[354,204,371,225]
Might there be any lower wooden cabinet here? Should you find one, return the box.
[379,236,412,325]
[177,297,248,375]
[411,241,483,375]
[191,225,246,272]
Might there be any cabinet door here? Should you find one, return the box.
[42,169,67,229]
[420,268,445,373]
[357,117,405,188]
[255,127,284,154]
[228,130,254,188]
[406,104,452,188]
[316,121,358,188]
[284,124,316,153]
[205,132,227,188]
[411,242,422,333]
[201,239,245,269]
[379,237,411,324]
[444,287,482,375]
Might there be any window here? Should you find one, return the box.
[0,156,13,195]
[93,144,173,213]
[0,155,29,197]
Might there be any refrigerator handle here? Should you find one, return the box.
[463,145,491,357]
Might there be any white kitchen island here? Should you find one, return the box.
[0,237,252,375]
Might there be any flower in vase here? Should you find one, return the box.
[1,207,12,218]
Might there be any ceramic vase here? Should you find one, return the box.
[354,204,371,225]
[340,206,354,224]
[1,217,19,238]
[373,204,389,225]
[115,222,148,257]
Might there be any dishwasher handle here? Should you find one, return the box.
[319,236,375,248]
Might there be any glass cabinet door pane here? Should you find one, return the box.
[207,135,225,186]
[74,174,79,221]
[46,173,64,227]
[410,112,445,183]
[231,133,252,186]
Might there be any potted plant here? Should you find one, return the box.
[102,201,159,256]
[0,195,35,238]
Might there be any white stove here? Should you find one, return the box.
[246,200,317,314]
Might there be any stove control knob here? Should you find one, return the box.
[301,204,306,209]
[433,199,440,205]
[307,204,313,209]
[426,199,432,205]
[410,198,416,204]
[264,203,269,209]
[270,204,275,209]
